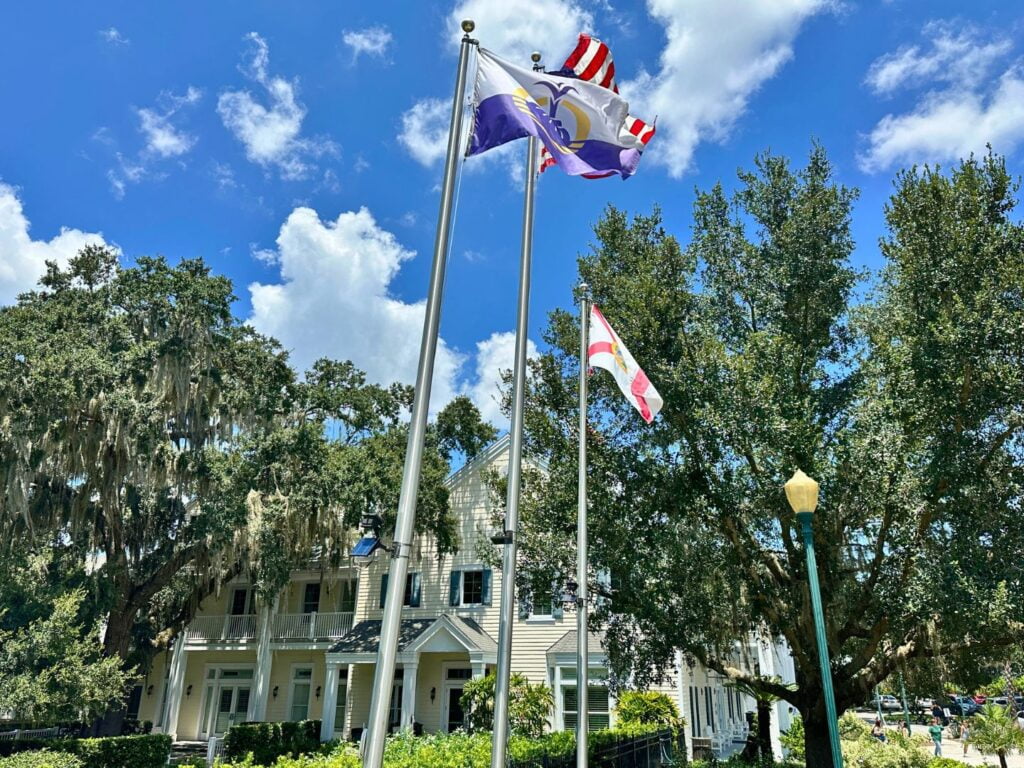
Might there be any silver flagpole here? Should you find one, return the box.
[576,283,591,768]
[362,19,477,768]
[490,50,543,768]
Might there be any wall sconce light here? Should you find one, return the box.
[430,687,436,703]
[186,685,193,698]
[315,686,322,700]
[146,685,154,696]
[272,686,279,699]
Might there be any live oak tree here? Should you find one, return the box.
[0,247,494,733]
[517,148,1024,767]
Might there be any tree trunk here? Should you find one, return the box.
[94,605,136,736]
[998,752,1008,768]
[757,699,773,766]
[803,710,837,768]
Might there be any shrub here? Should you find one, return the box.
[460,673,553,738]
[927,759,971,768]
[841,734,929,768]
[781,715,805,761]
[840,712,872,740]
[66,734,172,768]
[614,691,683,731]
[222,721,322,765]
[0,752,83,768]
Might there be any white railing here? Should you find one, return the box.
[185,611,353,644]
[185,614,257,643]
[272,612,354,641]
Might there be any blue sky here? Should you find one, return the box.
[2,0,1022,427]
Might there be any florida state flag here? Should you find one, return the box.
[588,305,663,423]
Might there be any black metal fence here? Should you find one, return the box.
[509,728,685,768]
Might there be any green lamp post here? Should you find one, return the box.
[785,469,844,768]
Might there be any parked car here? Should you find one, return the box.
[972,694,987,706]
[915,697,935,710]
[947,695,980,716]
[991,696,1009,706]
[871,695,902,711]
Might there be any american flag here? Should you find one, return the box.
[540,34,655,175]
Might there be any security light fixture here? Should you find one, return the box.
[560,578,579,607]
[186,685,192,698]
[430,687,436,703]
[315,686,321,700]
[272,686,279,699]
[147,685,154,696]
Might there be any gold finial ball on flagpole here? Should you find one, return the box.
[461,19,475,33]
[531,51,542,63]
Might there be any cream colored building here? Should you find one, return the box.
[133,437,792,760]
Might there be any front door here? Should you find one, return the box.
[211,685,250,736]
[445,687,465,732]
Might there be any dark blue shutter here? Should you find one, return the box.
[409,573,422,607]
[552,580,564,619]
[449,571,461,607]
[481,569,492,606]
[379,574,388,609]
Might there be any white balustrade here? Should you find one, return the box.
[186,611,353,644]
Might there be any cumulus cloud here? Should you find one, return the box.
[463,331,538,429]
[342,26,393,61]
[398,98,450,166]
[99,27,129,45]
[137,86,202,158]
[622,0,832,178]
[859,24,1024,173]
[0,183,112,305]
[247,206,464,410]
[449,0,592,65]
[865,23,1012,95]
[218,33,336,179]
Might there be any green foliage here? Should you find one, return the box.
[781,716,805,761]
[222,721,322,764]
[613,691,683,730]
[460,672,554,738]
[839,713,872,740]
[0,752,83,768]
[926,759,970,768]
[965,704,1024,764]
[517,147,1024,765]
[840,735,930,768]
[65,734,172,768]
[0,587,133,725]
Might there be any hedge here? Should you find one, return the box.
[0,753,83,768]
[223,721,322,764]
[0,735,170,768]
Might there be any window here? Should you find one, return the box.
[231,588,254,615]
[333,669,348,734]
[558,666,610,731]
[379,573,421,608]
[303,583,321,614]
[339,579,357,613]
[126,685,143,720]
[449,568,492,607]
[290,667,313,721]
[446,668,473,680]
[387,680,403,730]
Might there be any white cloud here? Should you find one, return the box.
[218,33,335,180]
[399,98,450,167]
[137,86,202,158]
[463,331,538,429]
[247,206,464,410]
[859,24,1024,173]
[449,0,592,65]
[342,26,393,60]
[99,27,129,45]
[621,0,832,177]
[865,23,1012,95]
[0,183,112,305]
[859,67,1024,173]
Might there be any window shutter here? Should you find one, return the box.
[379,574,389,609]
[409,573,422,607]
[518,596,530,619]
[481,569,492,606]
[449,571,461,607]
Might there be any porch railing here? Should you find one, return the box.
[184,612,354,643]
[508,728,679,768]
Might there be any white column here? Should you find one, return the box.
[471,661,486,679]
[400,664,418,730]
[320,664,340,741]
[163,638,188,740]
[676,651,693,761]
[249,595,278,721]
[758,638,784,761]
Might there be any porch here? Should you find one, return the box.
[321,614,498,740]
[183,612,355,645]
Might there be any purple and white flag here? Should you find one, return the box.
[467,48,641,179]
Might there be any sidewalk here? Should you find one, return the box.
[921,737,1024,766]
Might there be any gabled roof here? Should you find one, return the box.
[327,614,498,658]
[327,619,434,655]
[547,630,606,656]
[445,433,549,488]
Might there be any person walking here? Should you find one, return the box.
[961,719,971,756]
[929,717,944,757]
